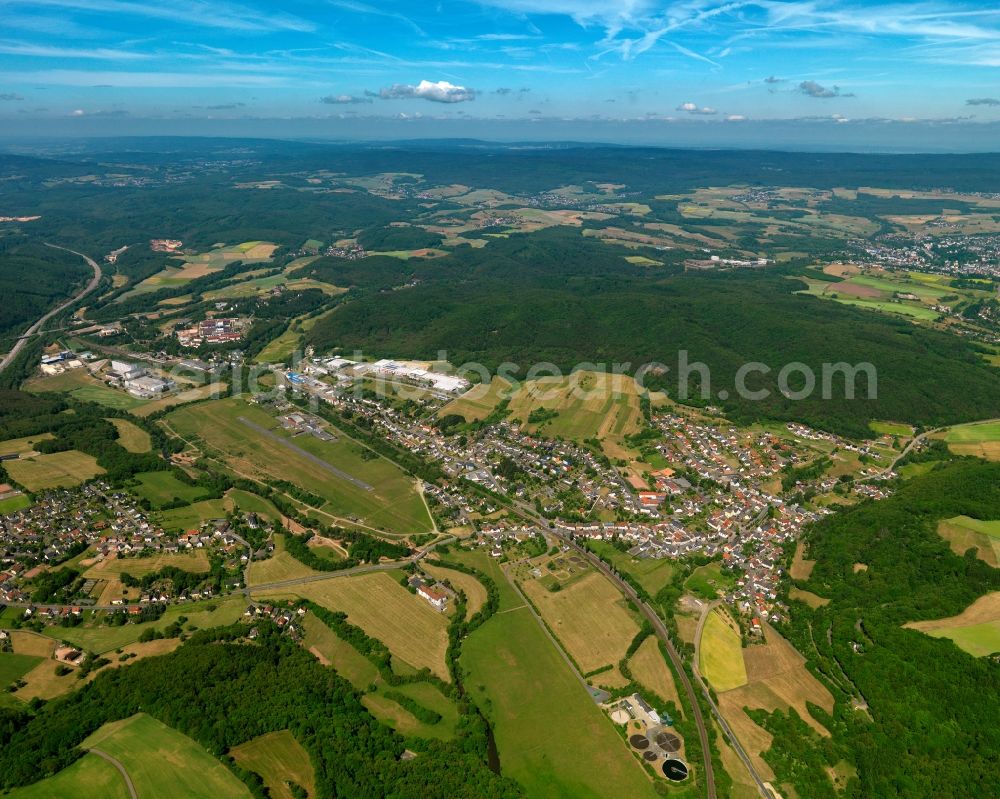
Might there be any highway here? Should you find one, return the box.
[0,244,103,375]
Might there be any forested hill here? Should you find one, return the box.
[0,238,91,348]
[771,458,1000,798]
[0,624,519,798]
[5,140,1000,194]
[304,229,1000,438]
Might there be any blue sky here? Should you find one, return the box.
[1,1,999,147]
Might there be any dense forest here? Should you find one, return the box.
[0,237,90,347]
[304,228,1000,437]
[772,458,1000,798]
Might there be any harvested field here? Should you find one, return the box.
[84,550,210,578]
[522,570,641,675]
[439,376,513,421]
[822,263,860,277]
[943,421,1000,462]
[628,636,682,713]
[830,280,883,298]
[231,730,316,799]
[936,515,1000,567]
[248,535,320,586]
[789,587,830,608]
[717,692,776,783]
[9,631,56,657]
[732,623,834,736]
[255,571,450,679]
[790,540,816,580]
[109,418,151,453]
[6,450,104,490]
[0,433,54,456]
[300,613,379,688]
[904,591,1000,657]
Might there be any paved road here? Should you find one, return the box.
[0,244,102,375]
[88,748,138,799]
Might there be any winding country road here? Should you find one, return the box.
[0,244,102,375]
[88,748,138,799]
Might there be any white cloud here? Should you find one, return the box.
[3,0,314,33]
[0,41,149,60]
[379,79,476,103]
[320,93,372,104]
[677,101,717,115]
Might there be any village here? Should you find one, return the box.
[0,481,253,614]
[273,354,901,626]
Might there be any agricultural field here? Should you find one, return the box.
[0,494,31,514]
[0,432,54,455]
[255,571,450,679]
[45,596,245,654]
[869,420,914,437]
[82,713,252,799]
[698,608,747,692]
[461,602,658,799]
[5,449,104,490]
[255,327,303,364]
[230,730,316,799]
[716,624,836,786]
[299,612,379,688]
[441,371,645,444]
[942,420,1000,461]
[789,540,817,581]
[627,636,682,712]
[225,488,282,522]
[362,680,459,741]
[0,652,43,690]
[131,470,210,508]
[247,534,320,586]
[130,382,225,418]
[154,497,229,530]
[796,277,941,321]
[165,397,431,535]
[936,515,1000,566]
[120,241,278,299]
[438,376,513,421]
[6,752,131,799]
[521,569,641,676]
[449,547,523,609]
[789,587,831,608]
[84,550,210,578]
[905,591,1000,658]
[109,417,151,452]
